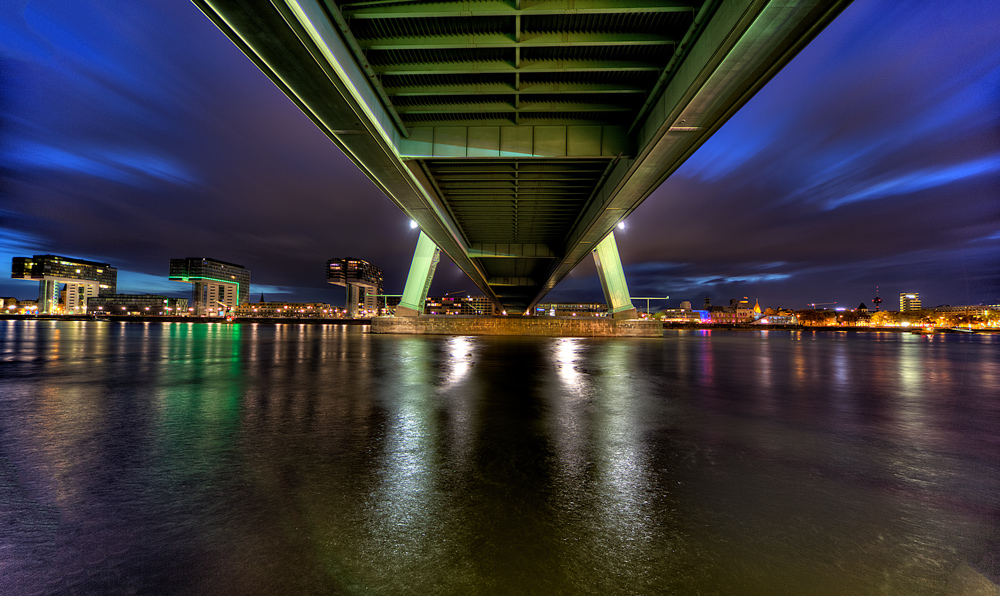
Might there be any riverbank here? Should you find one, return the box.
[2,314,996,334]
[0,314,372,325]
[664,322,999,333]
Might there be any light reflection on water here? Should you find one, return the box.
[0,321,998,595]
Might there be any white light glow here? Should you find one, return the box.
[409,220,418,229]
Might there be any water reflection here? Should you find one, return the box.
[553,337,585,393]
[587,342,653,555]
[375,337,437,541]
[0,322,997,595]
[547,337,589,479]
[442,335,474,388]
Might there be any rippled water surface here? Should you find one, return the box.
[1,321,998,595]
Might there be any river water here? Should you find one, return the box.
[1,320,997,595]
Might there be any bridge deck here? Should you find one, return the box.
[195,0,851,312]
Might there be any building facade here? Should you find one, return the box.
[88,295,188,315]
[10,255,117,314]
[659,308,706,323]
[169,258,250,316]
[327,258,383,317]
[899,292,921,312]
[384,295,496,316]
[1,298,37,314]
[534,302,607,317]
[751,314,799,325]
[234,301,337,318]
[425,295,495,315]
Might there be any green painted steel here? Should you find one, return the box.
[357,32,677,51]
[398,126,627,159]
[342,1,697,19]
[397,231,440,316]
[194,0,853,313]
[592,232,635,316]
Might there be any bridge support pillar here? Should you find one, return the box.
[396,231,440,317]
[592,231,637,320]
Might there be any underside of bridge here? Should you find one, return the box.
[195,0,851,313]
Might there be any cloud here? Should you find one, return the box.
[117,269,293,297]
[3,139,197,186]
[823,153,1000,210]
[0,226,44,255]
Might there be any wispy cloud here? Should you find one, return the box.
[624,260,795,295]
[3,140,196,186]
[823,153,1000,210]
[970,230,1000,243]
[677,273,792,288]
[0,227,44,255]
[117,270,294,297]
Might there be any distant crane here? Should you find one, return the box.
[631,296,670,316]
[807,301,837,309]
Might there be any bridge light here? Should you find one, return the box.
[409,220,418,229]
[617,221,625,230]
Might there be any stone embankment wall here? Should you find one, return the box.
[371,316,662,337]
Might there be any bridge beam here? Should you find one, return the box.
[195,0,851,315]
[397,231,440,317]
[592,231,636,320]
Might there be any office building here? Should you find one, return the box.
[10,255,117,314]
[899,292,921,312]
[327,258,383,317]
[169,258,250,316]
[88,295,188,315]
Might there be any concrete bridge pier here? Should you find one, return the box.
[396,231,440,317]
[593,232,637,320]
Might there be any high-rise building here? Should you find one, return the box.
[169,258,250,316]
[10,255,117,314]
[327,258,383,317]
[899,292,921,312]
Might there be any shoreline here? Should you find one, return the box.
[0,314,371,325]
[1,315,995,334]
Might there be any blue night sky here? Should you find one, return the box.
[1,1,998,310]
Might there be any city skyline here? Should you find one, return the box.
[1,1,998,309]
[4,250,987,316]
